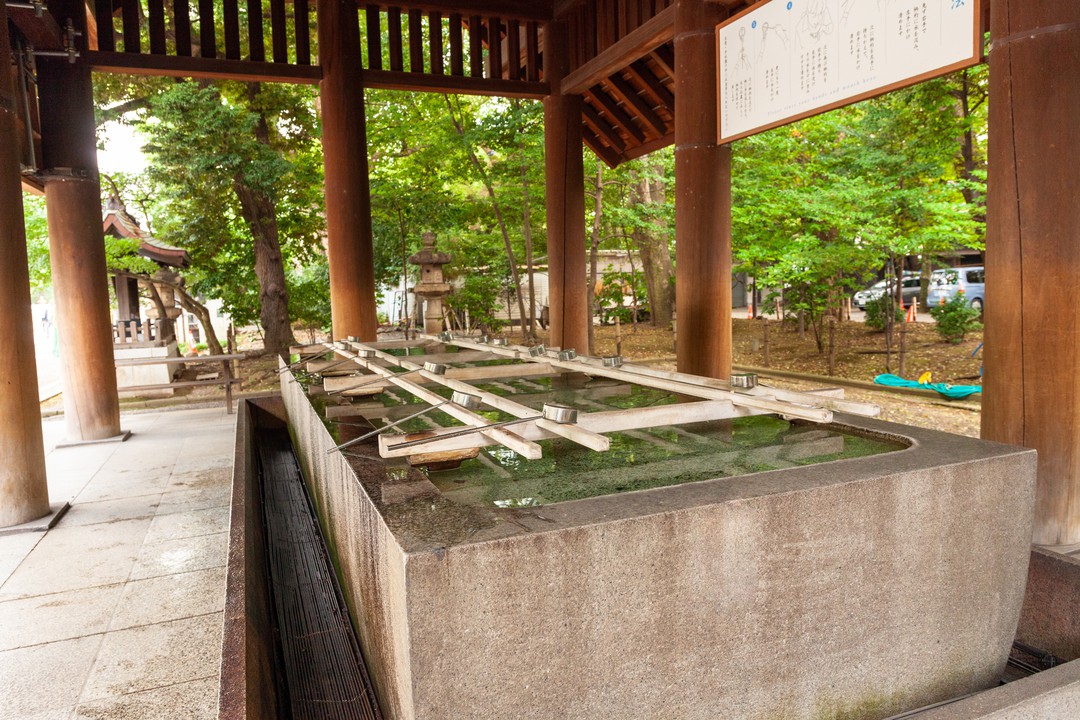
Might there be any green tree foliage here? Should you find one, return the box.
[135,81,325,353]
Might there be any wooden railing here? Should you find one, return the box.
[114,319,164,346]
[92,0,314,64]
[84,0,550,96]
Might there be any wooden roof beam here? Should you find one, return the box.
[560,4,673,95]
[605,72,666,137]
[582,103,626,152]
[585,89,645,144]
[582,126,622,169]
[649,45,675,79]
[628,59,674,110]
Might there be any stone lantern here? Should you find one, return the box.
[409,232,453,334]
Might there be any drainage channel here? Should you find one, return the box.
[258,428,383,720]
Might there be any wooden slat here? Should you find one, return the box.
[174,0,192,56]
[366,6,383,70]
[295,0,311,65]
[506,20,521,80]
[355,0,552,22]
[440,336,837,424]
[617,0,629,40]
[147,0,166,54]
[199,0,217,58]
[361,68,548,98]
[583,0,596,60]
[122,0,140,53]
[88,51,323,83]
[585,89,645,143]
[628,58,673,109]
[607,72,666,135]
[223,0,241,59]
[247,0,265,62]
[562,4,674,95]
[487,17,502,80]
[408,9,424,72]
[324,344,543,459]
[388,7,404,71]
[627,0,640,35]
[582,103,626,151]
[270,0,288,62]
[449,13,464,75]
[379,400,755,458]
[359,344,610,453]
[525,21,539,81]
[429,11,444,74]
[94,0,114,52]
[468,15,484,77]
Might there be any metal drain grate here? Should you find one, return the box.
[258,429,382,720]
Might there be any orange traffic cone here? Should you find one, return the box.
[906,302,917,323]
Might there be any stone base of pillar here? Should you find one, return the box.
[0,503,71,537]
[54,430,132,449]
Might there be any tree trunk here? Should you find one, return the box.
[231,83,294,355]
[629,171,675,328]
[233,179,294,354]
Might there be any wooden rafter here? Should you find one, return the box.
[605,72,666,136]
[585,89,645,144]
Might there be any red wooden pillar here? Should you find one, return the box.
[318,0,378,341]
[674,0,730,379]
[37,0,122,442]
[982,0,1080,545]
[544,19,589,353]
[0,4,49,527]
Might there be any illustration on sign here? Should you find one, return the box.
[718,0,979,144]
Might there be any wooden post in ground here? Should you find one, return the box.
[37,0,121,442]
[0,0,50,526]
[674,0,731,379]
[318,0,378,341]
[982,0,1080,545]
[544,19,589,354]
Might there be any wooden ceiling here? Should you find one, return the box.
[10,0,992,172]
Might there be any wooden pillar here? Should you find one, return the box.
[0,5,50,527]
[37,0,121,442]
[318,0,378,341]
[544,19,589,353]
[673,0,730,379]
[982,0,1080,545]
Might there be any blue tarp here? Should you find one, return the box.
[873,373,982,399]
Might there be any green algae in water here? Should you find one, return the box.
[428,416,905,507]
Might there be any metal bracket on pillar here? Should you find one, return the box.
[37,167,93,184]
[29,18,81,63]
[4,0,46,17]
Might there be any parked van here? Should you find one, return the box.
[927,266,985,312]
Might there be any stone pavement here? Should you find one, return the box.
[0,406,235,720]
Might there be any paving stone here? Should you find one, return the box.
[110,567,226,631]
[130,532,228,581]
[0,518,151,600]
[80,615,222,702]
[0,584,123,651]
[73,677,217,720]
[144,506,230,544]
[0,635,102,719]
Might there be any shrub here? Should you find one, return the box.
[930,294,983,344]
[864,295,905,331]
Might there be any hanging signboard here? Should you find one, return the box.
[717,0,982,144]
